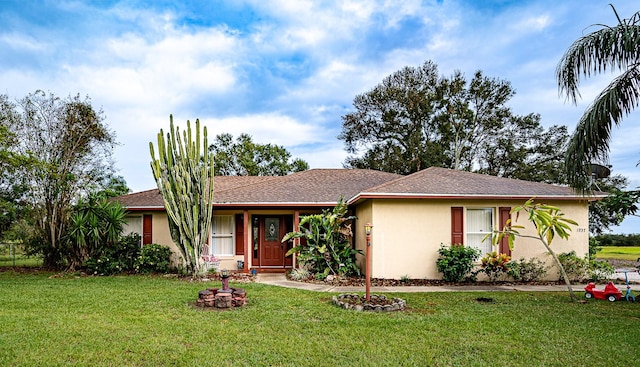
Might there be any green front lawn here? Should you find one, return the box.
[596,246,640,261]
[0,271,638,366]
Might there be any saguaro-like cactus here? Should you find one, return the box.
[149,115,214,276]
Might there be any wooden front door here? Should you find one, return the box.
[261,216,285,266]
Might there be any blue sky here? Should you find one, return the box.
[1,1,639,233]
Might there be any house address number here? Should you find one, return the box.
[576,228,587,233]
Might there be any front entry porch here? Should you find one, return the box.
[250,215,294,272]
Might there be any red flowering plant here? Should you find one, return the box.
[479,252,511,282]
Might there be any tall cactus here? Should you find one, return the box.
[149,115,214,276]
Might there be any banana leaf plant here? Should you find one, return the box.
[282,197,362,277]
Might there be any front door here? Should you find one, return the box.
[253,215,293,268]
[261,217,285,266]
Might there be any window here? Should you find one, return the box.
[211,215,234,256]
[123,216,142,237]
[466,208,494,255]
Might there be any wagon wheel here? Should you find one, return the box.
[607,295,617,302]
[584,292,593,299]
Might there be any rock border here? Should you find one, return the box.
[332,293,406,312]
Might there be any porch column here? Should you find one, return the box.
[293,210,300,268]
[243,210,249,273]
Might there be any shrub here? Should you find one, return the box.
[558,251,617,283]
[134,244,172,274]
[436,244,480,282]
[587,260,615,282]
[557,251,588,282]
[506,257,547,282]
[478,252,510,282]
[85,255,126,275]
[85,233,142,275]
[588,237,601,260]
[283,197,362,277]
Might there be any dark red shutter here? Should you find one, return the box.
[499,207,511,256]
[451,207,464,245]
[142,214,152,245]
[235,214,244,255]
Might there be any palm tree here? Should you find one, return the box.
[556,5,640,192]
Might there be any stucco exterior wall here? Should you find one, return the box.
[355,198,589,280]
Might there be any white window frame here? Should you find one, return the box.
[465,207,495,255]
[210,215,235,256]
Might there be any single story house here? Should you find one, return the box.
[115,167,598,280]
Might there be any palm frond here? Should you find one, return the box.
[565,64,640,192]
[557,10,640,104]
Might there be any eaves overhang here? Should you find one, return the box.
[348,192,605,205]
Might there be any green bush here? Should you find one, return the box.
[557,251,588,282]
[283,197,362,277]
[86,233,142,275]
[506,257,547,282]
[557,251,614,282]
[134,244,172,274]
[588,237,601,259]
[85,255,125,275]
[587,260,615,282]
[436,244,480,282]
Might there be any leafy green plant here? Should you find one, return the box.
[65,194,127,270]
[587,260,614,283]
[478,252,510,282]
[506,257,547,282]
[283,197,362,277]
[588,236,601,259]
[436,244,480,282]
[134,244,173,274]
[85,233,143,275]
[557,251,588,282]
[558,251,615,283]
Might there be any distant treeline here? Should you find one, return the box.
[594,234,640,247]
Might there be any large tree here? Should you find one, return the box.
[340,61,567,179]
[209,133,308,176]
[339,61,443,174]
[477,116,569,184]
[1,91,116,268]
[150,116,214,276]
[557,6,640,192]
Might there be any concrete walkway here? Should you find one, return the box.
[255,273,640,293]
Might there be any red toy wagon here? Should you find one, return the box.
[584,282,622,302]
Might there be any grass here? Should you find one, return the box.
[0,271,639,366]
[596,246,640,261]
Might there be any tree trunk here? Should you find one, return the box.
[541,237,576,301]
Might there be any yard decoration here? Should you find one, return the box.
[150,116,215,277]
[490,198,579,301]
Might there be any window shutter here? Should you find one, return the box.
[235,214,244,255]
[451,207,464,245]
[499,207,511,256]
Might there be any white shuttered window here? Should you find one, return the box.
[466,208,493,255]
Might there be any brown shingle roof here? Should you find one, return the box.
[114,169,402,208]
[115,167,599,209]
[215,169,402,204]
[354,166,592,201]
